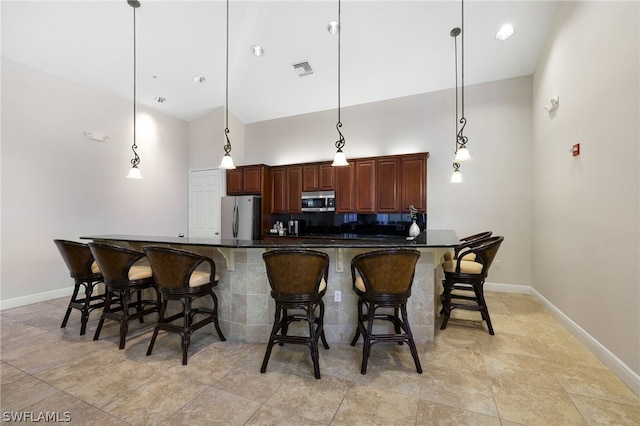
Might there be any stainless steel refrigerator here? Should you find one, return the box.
[220,196,262,240]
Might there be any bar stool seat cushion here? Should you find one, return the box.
[189,271,212,287]
[442,259,483,275]
[191,264,220,286]
[128,264,153,280]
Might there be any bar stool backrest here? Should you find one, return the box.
[54,239,100,279]
[263,249,329,301]
[88,242,146,286]
[351,249,420,297]
[143,246,214,290]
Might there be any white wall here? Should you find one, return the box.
[1,58,189,304]
[532,2,639,374]
[246,76,533,287]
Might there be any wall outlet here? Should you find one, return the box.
[495,260,502,268]
[334,290,341,302]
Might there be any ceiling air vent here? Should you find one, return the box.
[293,61,314,77]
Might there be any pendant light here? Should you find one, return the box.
[126,0,142,179]
[218,0,236,170]
[450,0,472,182]
[330,0,348,167]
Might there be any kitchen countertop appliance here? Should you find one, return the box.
[301,191,335,212]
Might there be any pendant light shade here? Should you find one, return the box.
[331,149,348,167]
[453,146,473,162]
[127,165,143,179]
[218,0,236,170]
[450,164,462,183]
[126,0,143,179]
[331,0,348,167]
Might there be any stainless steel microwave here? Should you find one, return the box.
[301,191,336,212]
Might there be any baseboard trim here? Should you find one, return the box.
[528,287,640,397]
[0,287,73,311]
[485,282,531,294]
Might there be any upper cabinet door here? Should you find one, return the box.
[302,164,319,192]
[335,164,354,213]
[318,163,335,190]
[226,169,243,195]
[376,158,401,212]
[287,166,303,212]
[242,166,263,194]
[354,160,376,213]
[271,167,287,213]
[401,154,427,212]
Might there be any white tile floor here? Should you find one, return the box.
[1,292,639,425]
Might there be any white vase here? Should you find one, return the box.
[409,220,420,237]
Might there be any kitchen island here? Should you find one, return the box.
[82,230,459,344]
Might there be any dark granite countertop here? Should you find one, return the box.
[82,230,459,249]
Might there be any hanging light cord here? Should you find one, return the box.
[335,0,345,152]
[223,0,232,156]
[456,0,468,150]
[130,3,140,168]
[453,29,459,157]
[452,29,460,172]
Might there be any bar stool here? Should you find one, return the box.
[440,231,493,314]
[261,249,330,379]
[443,231,492,262]
[350,248,422,375]
[440,236,504,335]
[53,239,106,335]
[89,242,159,349]
[143,246,226,365]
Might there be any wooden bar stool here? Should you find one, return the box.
[261,249,330,379]
[53,239,106,335]
[89,242,159,349]
[440,236,504,335]
[350,248,422,375]
[143,246,226,365]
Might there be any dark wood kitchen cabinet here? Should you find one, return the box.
[318,163,335,190]
[302,165,318,192]
[302,163,335,191]
[271,167,287,213]
[264,152,427,217]
[354,160,376,213]
[271,165,302,213]
[401,154,427,212]
[376,157,401,212]
[335,163,354,213]
[226,165,267,195]
[287,166,302,212]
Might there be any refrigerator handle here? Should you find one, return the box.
[232,204,239,238]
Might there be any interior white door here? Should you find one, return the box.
[188,169,221,238]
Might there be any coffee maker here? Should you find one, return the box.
[287,220,299,236]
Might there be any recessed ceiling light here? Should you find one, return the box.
[251,45,264,57]
[155,96,166,103]
[327,20,339,34]
[496,23,514,40]
[193,75,206,83]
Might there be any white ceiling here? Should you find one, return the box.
[1,1,559,124]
